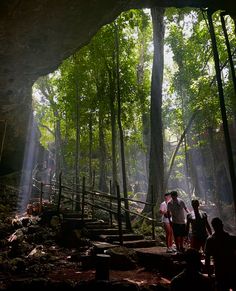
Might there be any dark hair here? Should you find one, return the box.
[191,199,199,207]
[184,248,201,270]
[165,192,171,196]
[171,191,178,197]
[211,217,223,231]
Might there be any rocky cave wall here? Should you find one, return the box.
[0,0,235,182]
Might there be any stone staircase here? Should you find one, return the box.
[60,210,158,255]
[83,220,158,253]
[60,212,189,277]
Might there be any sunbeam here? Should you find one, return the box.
[18,113,39,215]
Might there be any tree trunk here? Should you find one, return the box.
[54,111,62,183]
[207,9,236,218]
[89,112,93,186]
[184,137,193,200]
[108,64,118,196]
[63,114,69,173]
[164,111,197,192]
[187,145,201,198]
[115,22,132,231]
[145,7,165,211]
[220,13,236,93]
[207,126,223,216]
[137,19,150,181]
[75,79,80,211]
[98,108,108,192]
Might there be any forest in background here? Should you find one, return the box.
[32,8,236,224]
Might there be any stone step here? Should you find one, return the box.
[62,217,95,229]
[63,217,94,222]
[92,241,119,254]
[86,228,130,236]
[85,221,117,229]
[121,239,158,248]
[98,233,144,243]
[133,246,185,276]
[62,211,83,218]
[61,217,158,252]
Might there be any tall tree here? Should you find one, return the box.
[145,7,165,211]
[136,10,152,183]
[115,22,132,230]
[74,70,81,210]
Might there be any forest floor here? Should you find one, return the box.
[48,267,170,286]
[0,265,170,290]
[0,212,174,290]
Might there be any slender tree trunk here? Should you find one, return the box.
[54,113,62,183]
[220,13,236,93]
[187,144,201,198]
[164,111,197,191]
[199,142,210,204]
[231,15,236,37]
[63,114,69,173]
[108,64,118,196]
[145,7,165,211]
[137,25,150,181]
[115,22,132,230]
[180,85,193,202]
[75,79,80,211]
[98,108,108,192]
[207,9,236,218]
[184,137,193,200]
[137,72,150,182]
[220,13,236,129]
[207,126,223,216]
[89,112,93,186]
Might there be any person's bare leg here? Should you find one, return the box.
[165,223,173,248]
[164,223,169,248]
[167,224,174,248]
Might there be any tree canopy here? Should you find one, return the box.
[33,8,236,219]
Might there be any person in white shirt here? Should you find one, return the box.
[167,191,189,252]
[160,192,174,253]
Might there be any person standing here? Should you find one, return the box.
[160,193,174,253]
[167,190,189,252]
[205,217,236,291]
[186,199,212,252]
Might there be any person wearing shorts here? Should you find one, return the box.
[167,191,189,252]
[160,193,174,253]
[186,199,212,252]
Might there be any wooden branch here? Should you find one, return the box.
[38,123,54,136]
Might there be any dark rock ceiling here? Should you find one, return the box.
[0,0,235,179]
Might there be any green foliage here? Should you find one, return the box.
[33,9,153,190]
[32,6,235,208]
[132,216,153,236]
[163,7,235,199]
